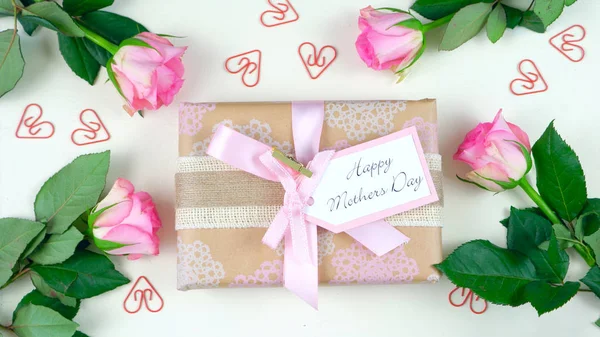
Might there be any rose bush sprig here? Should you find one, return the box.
[0,151,162,337]
[436,111,600,326]
[357,0,579,80]
[0,0,187,115]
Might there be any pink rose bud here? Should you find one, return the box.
[355,6,424,75]
[90,178,162,260]
[454,110,532,192]
[110,32,187,114]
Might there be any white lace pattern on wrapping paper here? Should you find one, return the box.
[402,117,438,153]
[230,228,335,288]
[423,273,440,284]
[189,119,293,156]
[276,229,335,263]
[179,103,216,136]
[329,242,419,285]
[322,139,351,151]
[177,237,225,290]
[325,101,406,141]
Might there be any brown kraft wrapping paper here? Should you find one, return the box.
[176,100,443,289]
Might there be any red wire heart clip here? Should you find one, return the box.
[509,59,548,96]
[260,0,299,27]
[15,103,55,139]
[549,24,586,63]
[71,109,111,146]
[298,42,337,80]
[225,50,262,88]
[448,286,488,315]
[123,276,164,314]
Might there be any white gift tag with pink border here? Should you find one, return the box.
[305,126,438,233]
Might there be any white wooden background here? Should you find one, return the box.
[1,0,599,336]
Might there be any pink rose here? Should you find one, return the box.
[110,32,187,114]
[355,6,424,73]
[90,178,161,260]
[454,110,532,192]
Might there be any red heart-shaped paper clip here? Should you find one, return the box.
[15,104,55,139]
[509,59,548,96]
[449,286,488,315]
[260,0,299,27]
[123,276,164,314]
[549,25,586,63]
[71,109,110,146]
[298,42,337,80]
[225,50,262,88]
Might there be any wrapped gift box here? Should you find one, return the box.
[176,100,443,290]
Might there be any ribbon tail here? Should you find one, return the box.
[283,223,319,309]
[345,220,410,256]
[262,208,289,249]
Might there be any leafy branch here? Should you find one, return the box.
[0,151,130,337]
[0,0,148,99]
[439,121,600,326]
[410,0,579,50]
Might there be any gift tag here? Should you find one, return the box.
[305,126,438,233]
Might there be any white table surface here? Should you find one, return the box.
[1,0,600,336]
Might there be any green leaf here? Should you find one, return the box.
[82,38,110,67]
[34,151,110,234]
[57,34,101,85]
[63,0,114,16]
[582,199,600,215]
[507,208,567,282]
[105,57,125,99]
[20,228,47,260]
[29,226,84,265]
[0,218,45,285]
[565,0,577,5]
[507,207,553,253]
[544,232,569,281]
[502,5,523,29]
[576,214,600,241]
[519,11,546,33]
[500,208,543,228]
[411,0,494,20]
[0,30,25,99]
[0,0,19,16]
[31,273,77,307]
[533,0,565,28]
[21,2,84,37]
[13,304,79,337]
[584,231,600,267]
[532,121,587,222]
[13,290,80,323]
[524,281,580,315]
[73,332,89,337]
[581,266,600,299]
[93,237,129,251]
[486,5,506,43]
[18,15,41,36]
[394,18,423,31]
[31,250,130,299]
[376,7,409,14]
[439,3,493,51]
[79,11,148,45]
[553,224,575,249]
[118,37,156,50]
[435,240,539,305]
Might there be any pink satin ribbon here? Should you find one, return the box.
[207,101,410,308]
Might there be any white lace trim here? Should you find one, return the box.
[177,153,442,173]
[175,206,442,230]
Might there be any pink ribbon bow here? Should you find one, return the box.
[207,101,409,308]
